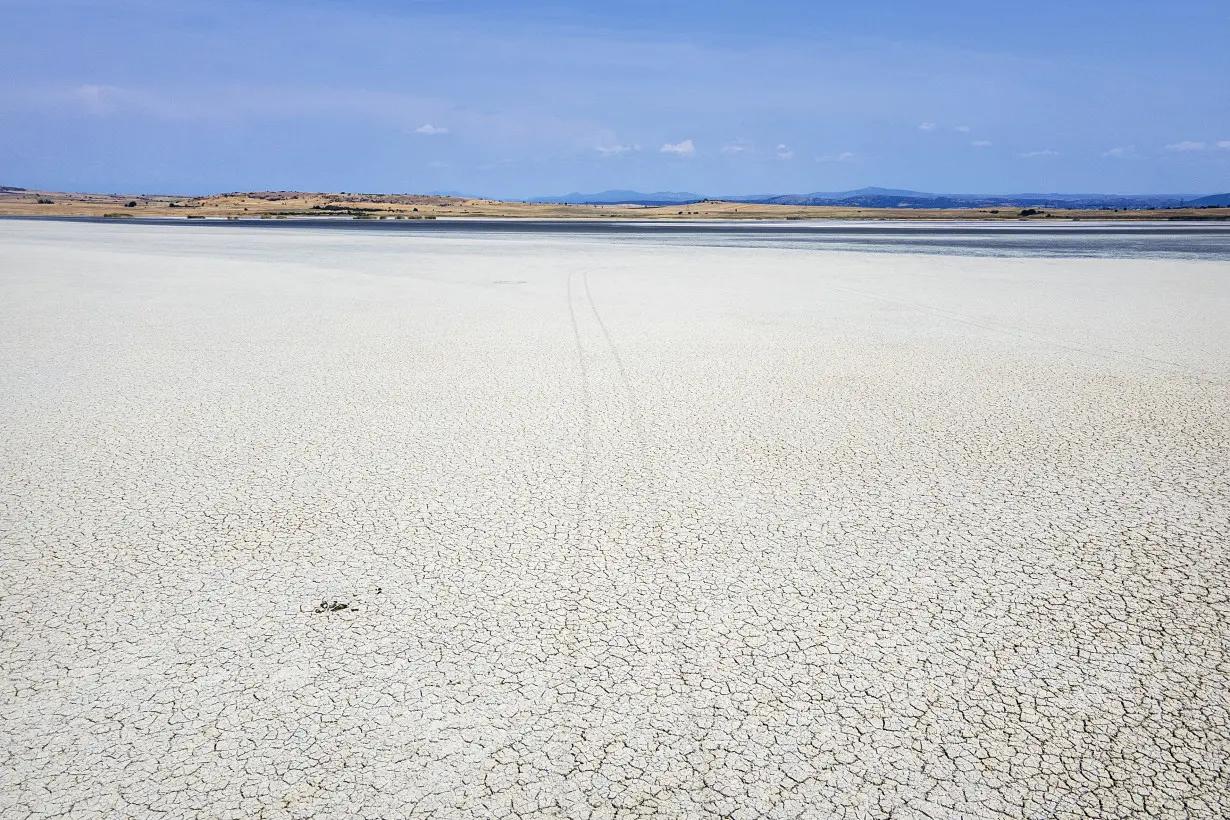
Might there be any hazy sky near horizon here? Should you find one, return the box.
[2,0,1228,197]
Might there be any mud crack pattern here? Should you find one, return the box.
[1,221,1228,819]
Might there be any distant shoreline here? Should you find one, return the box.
[3,188,1228,223]
[6,213,1230,230]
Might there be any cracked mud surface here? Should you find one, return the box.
[1,221,1228,819]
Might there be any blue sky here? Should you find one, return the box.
[2,0,1228,197]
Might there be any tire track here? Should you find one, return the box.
[565,269,593,540]
[582,268,649,449]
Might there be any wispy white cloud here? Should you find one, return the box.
[971,140,992,147]
[596,143,638,155]
[721,142,749,154]
[7,82,443,126]
[1217,140,1230,149]
[1103,145,1136,158]
[816,151,857,163]
[918,122,937,131]
[660,139,695,157]
[1166,140,1205,151]
[954,125,970,133]
[63,84,131,116]
[1,84,632,159]
[775,143,793,160]
[1021,149,1059,158]
[7,84,185,118]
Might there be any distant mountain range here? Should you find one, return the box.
[1190,192,1230,207]
[526,186,1227,209]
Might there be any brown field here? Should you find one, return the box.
[2,186,1228,221]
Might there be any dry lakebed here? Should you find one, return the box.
[1,218,1228,819]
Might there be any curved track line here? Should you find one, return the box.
[565,270,593,544]
[582,269,649,448]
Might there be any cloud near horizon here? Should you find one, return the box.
[1165,140,1230,151]
[596,144,638,155]
[1021,149,1060,158]
[775,144,793,160]
[415,124,449,135]
[660,139,696,157]
[918,122,938,131]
